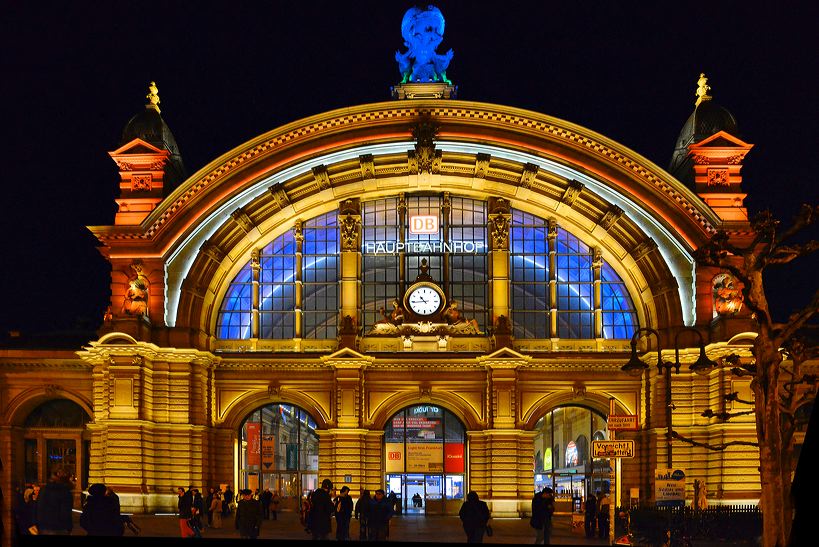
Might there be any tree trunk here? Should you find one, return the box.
[755,340,791,546]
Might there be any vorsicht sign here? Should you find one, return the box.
[607,415,639,431]
[591,440,635,458]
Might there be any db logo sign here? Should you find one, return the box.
[409,215,438,234]
[388,452,402,460]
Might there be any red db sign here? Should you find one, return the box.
[409,215,438,234]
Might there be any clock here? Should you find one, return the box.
[405,282,446,317]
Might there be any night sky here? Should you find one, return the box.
[2,1,817,338]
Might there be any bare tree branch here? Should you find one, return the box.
[671,431,758,451]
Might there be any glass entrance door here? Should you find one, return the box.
[404,474,425,513]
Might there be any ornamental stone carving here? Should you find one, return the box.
[707,168,729,186]
[312,165,331,190]
[519,163,538,189]
[230,208,256,234]
[131,174,152,191]
[340,214,361,251]
[359,154,375,180]
[395,5,453,85]
[411,120,440,174]
[474,153,490,179]
[598,205,624,232]
[561,179,584,206]
[713,272,744,316]
[121,260,149,317]
[489,213,510,251]
[269,184,290,210]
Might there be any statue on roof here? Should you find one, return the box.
[395,5,454,85]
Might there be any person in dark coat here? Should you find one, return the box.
[80,483,124,536]
[192,489,204,533]
[177,486,195,538]
[368,489,393,541]
[223,485,235,516]
[205,488,215,527]
[309,478,335,540]
[459,491,491,543]
[530,487,555,544]
[597,490,610,539]
[235,489,262,539]
[584,491,598,539]
[35,467,74,535]
[354,489,371,541]
[334,486,354,541]
[260,488,272,520]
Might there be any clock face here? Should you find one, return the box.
[407,285,442,316]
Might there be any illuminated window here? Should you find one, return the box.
[217,212,338,340]
[510,210,637,339]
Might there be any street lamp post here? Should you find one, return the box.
[621,327,717,468]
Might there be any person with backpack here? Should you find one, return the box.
[459,491,491,543]
[334,486,353,541]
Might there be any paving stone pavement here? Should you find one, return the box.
[61,510,611,545]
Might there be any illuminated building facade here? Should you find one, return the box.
[2,64,777,533]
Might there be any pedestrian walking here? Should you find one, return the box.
[35,467,74,535]
[530,487,555,544]
[354,489,371,541]
[584,491,598,539]
[193,489,204,532]
[459,491,491,543]
[597,490,610,539]
[334,486,354,541]
[309,478,335,540]
[223,485,235,516]
[235,489,262,539]
[260,488,272,520]
[368,489,393,541]
[210,492,223,529]
[177,486,196,538]
[271,491,280,521]
[205,488,215,528]
[80,483,124,536]
[300,492,313,534]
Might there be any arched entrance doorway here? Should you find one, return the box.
[21,399,91,502]
[384,404,465,515]
[533,405,610,512]
[238,404,319,510]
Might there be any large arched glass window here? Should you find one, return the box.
[534,406,610,499]
[217,212,338,339]
[361,194,488,331]
[239,404,319,504]
[384,404,466,514]
[510,210,637,339]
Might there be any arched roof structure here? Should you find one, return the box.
[90,100,722,344]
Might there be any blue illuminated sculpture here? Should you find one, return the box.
[395,5,454,84]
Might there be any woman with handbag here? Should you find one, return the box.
[458,491,491,543]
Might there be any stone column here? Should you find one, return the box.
[338,200,361,349]
[488,198,512,346]
[250,249,261,338]
[592,247,603,338]
[294,220,304,339]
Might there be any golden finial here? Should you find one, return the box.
[694,73,712,107]
[146,81,161,113]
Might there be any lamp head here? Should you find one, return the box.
[622,346,649,377]
[690,344,718,376]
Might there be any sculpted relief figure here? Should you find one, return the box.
[443,300,481,334]
[395,5,454,84]
[121,261,149,317]
[369,299,405,334]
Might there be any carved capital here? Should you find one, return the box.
[592,248,603,270]
[359,154,375,180]
[200,240,225,264]
[547,219,558,240]
[269,184,291,210]
[230,207,256,234]
[293,220,304,244]
[250,249,261,273]
[519,163,539,189]
[598,205,624,232]
[474,153,491,179]
[340,214,361,251]
[561,180,584,206]
[631,238,658,261]
[312,165,331,190]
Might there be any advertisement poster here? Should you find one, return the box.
[286,444,298,470]
[565,441,578,466]
[444,443,464,473]
[655,468,686,507]
[393,413,442,441]
[247,422,261,466]
[385,442,404,473]
[406,442,443,472]
[262,434,275,470]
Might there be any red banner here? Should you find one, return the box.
[247,422,261,466]
[444,443,464,473]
